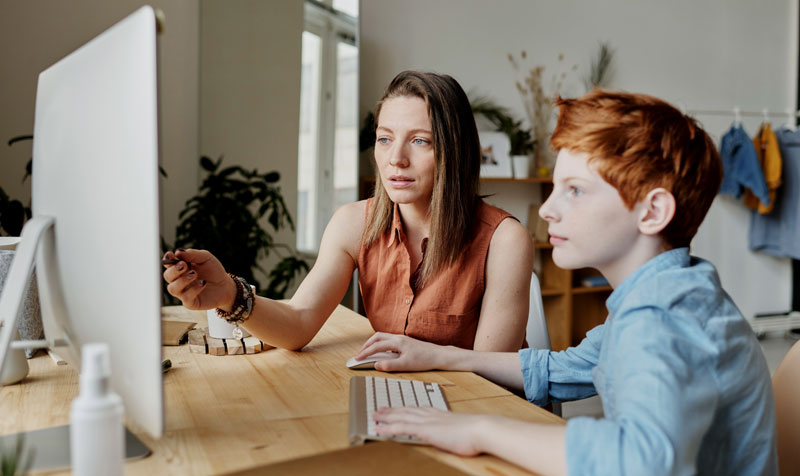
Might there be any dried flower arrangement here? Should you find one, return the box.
[508,51,577,176]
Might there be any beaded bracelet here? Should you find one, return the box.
[215,273,254,338]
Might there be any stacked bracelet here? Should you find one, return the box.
[216,273,254,328]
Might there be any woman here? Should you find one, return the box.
[163,71,532,351]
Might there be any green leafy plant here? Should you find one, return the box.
[359,111,376,153]
[171,155,309,300]
[0,136,33,236]
[470,97,535,156]
[583,41,615,91]
[0,435,33,476]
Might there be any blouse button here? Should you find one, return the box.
[404,297,411,305]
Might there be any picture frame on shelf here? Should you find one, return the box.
[478,131,512,178]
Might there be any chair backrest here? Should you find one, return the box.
[774,339,800,476]
[526,273,551,350]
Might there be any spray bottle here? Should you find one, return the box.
[70,343,124,476]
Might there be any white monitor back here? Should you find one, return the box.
[31,6,163,437]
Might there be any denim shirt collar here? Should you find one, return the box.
[605,247,690,315]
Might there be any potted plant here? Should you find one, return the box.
[169,155,309,301]
[0,136,33,236]
[470,97,536,178]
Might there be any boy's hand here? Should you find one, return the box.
[356,333,447,372]
[162,249,236,311]
[373,407,487,456]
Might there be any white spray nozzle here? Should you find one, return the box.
[79,343,111,397]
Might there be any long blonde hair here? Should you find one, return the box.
[362,71,481,287]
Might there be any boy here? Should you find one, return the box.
[356,90,778,475]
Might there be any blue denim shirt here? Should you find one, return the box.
[749,127,800,259]
[519,249,777,476]
[719,124,770,206]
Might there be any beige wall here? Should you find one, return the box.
[0,0,200,245]
[200,0,303,286]
[360,0,796,320]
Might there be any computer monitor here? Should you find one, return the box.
[0,5,163,441]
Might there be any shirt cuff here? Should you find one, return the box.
[518,348,551,406]
[565,417,618,476]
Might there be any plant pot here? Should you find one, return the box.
[512,155,532,179]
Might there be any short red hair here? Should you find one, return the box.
[550,89,722,248]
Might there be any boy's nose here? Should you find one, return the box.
[539,196,558,222]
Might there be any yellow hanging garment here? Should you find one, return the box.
[744,123,782,214]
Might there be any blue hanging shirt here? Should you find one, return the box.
[519,248,777,476]
[719,124,770,205]
[749,127,800,259]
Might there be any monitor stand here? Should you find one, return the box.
[0,425,150,472]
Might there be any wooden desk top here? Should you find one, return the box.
[1,305,563,475]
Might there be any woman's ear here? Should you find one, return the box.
[638,188,676,236]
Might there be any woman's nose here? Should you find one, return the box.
[388,143,409,167]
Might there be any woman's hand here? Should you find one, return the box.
[356,332,450,372]
[373,407,487,456]
[162,248,235,311]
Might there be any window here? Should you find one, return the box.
[297,0,358,253]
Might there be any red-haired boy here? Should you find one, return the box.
[357,90,777,475]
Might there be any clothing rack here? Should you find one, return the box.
[684,107,800,128]
[688,106,799,330]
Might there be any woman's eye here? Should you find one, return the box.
[412,138,430,146]
[376,137,390,145]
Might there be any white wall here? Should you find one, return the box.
[0,0,200,246]
[200,0,304,288]
[360,0,795,319]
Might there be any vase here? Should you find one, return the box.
[512,155,531,179]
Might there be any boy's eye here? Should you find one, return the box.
[568,186,583,197]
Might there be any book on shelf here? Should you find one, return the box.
[580,275,609,288]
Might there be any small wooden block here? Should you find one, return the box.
[206,335,227,356]
[188,328,271,356]
[242,336,261,354]
[187,328,208,346]
[226,339,244,355]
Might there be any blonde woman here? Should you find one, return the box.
[163,71,532,352]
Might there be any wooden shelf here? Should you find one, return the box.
[572,285,613,295]
[534,241,553,249]
[541,288,565,297]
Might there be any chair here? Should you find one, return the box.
[526,272,551,351]
[526,272,561,416]
[773,339,800,476]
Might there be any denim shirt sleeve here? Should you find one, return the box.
[734,134,770,206]
[564,308,719,476]
[518,323,604,405]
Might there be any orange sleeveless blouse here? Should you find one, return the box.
[357,199,513,349]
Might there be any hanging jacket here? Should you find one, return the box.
[749,127,800,259]
[744,123,782,213]
[719,124,770,205]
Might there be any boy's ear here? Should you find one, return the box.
[638,188,676,236]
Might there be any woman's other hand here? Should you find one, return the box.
[356,332,449,372]
[162,248,235,311]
